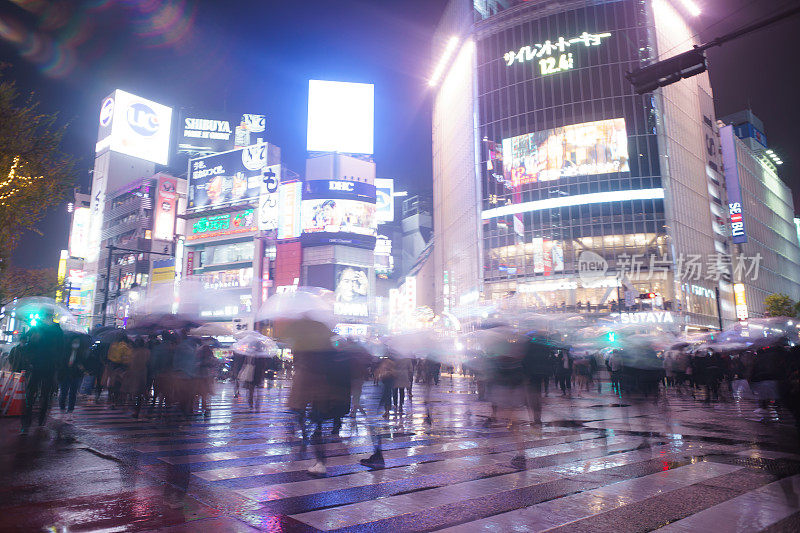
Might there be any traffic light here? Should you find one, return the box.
[28,312,40,327]
[607,332,616,343]
[626,47,707,95]
[639,293,656,300]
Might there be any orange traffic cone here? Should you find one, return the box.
[2,373,25,416]
[0,372,16,413]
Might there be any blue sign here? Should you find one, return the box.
[302,180,376,202]
[720,125,747,244]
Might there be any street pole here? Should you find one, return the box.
[715,286,723,331]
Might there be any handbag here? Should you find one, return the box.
[238,360,255,383]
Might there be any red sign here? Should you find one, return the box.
[186,251,194,276]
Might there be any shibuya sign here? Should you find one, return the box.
[504,31,611,77]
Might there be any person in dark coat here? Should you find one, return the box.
[522,340,553,424]
[21,312,64,432]
[57,333,89,416]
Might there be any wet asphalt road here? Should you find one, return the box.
[1,375,800,532]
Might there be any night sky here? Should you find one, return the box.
[1,0,799,271]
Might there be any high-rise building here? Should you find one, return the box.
[431,0,742,330]
[718,114,800,319]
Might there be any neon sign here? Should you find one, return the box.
[503,31,611,77]
[189,209,255,240]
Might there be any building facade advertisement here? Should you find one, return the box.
[95,89,173,165]
[153,175,178,240]
[375,178,395,222]
[178,112,236,154]
[258,164,280,231]
[278,181,302,239]
[68,206,91,259]
[186,251,194,275]
[151,259,176,285]
[188,209,256,240]
[200,267,254,290]
[720,125,748,244]
[334,265,369,317]
[301,199,377,237]
[733,283,749,321]
[188,144,276,210]
[307,80,374,155]
[502,118,630,187]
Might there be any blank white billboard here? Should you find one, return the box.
[307,80,374,155]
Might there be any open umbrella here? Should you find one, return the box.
[129,313,202,332]
[258,287,335,328]
[231,334,277,357]
[190,323,233,337]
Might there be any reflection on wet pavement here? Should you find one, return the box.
[1,377,799,532]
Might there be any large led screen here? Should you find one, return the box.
[307,80,374,154]
[301,199,376,237]
[502,118,629,187]
[334,266,369,317]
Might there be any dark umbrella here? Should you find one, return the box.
[91,326,126,344]
[130,313,202,332]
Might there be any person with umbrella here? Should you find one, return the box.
[21,309,64,432]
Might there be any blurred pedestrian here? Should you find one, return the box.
[122,338,150,418]
[392,355,413,414]
[21,310,63,432]
[57,333,89,418]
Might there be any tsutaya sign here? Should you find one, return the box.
[504,31,612,76]
[618,311,675,324]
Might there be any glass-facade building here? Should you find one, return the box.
[432,0,735,329]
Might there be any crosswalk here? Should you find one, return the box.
[46,377,800,531]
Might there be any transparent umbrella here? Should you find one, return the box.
[231,334,278,357]
[257,287,335,328]
[8,297,84,331]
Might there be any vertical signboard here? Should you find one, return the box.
[334,265,369,317]
[720,125,747,244]
[374,178,395,223]
[68,206,91,259]
[258,164,280,231]
[278,181,302,239]
[733,283,748,321]
[153,175,178,240]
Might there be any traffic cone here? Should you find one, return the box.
[4,374,26,416]
[0,372,16,413]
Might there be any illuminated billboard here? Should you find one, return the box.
[300,179,377,248]
[258,165,280,231]
[96,89,173,165]
[278,181,302,239]
[375,178,395,223]
[68,206,90,259]
[334,265,369,317]
[720,125,748,244]
[531,238,564,275]
[301,199,376,236]
[178,113,236,154]
[188,143,278,210]
[502,118,629,187]
[307,80,374,154]
[153,175,178,240]
[200,267,254,290]
[188,209,256,241]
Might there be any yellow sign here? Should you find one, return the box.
[151,267,175,284]
[733,283,748,321]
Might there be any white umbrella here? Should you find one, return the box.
[9,297,84,331]
[257,287,335,328]
[190,323,233,337]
